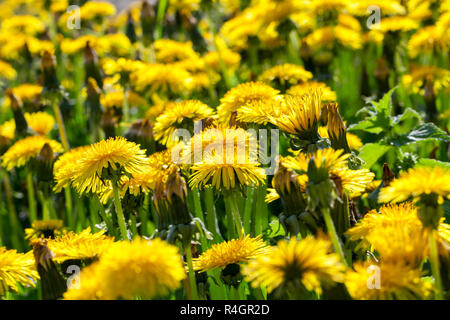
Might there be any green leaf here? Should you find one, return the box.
[358,143,392,169]
[392,107,421,124]
[348,88,396,134]
[392,123,450,146]
[416,158,450,169]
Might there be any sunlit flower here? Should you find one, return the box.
[0,247,39,296]
[64,238,185,300]
[259,64,313,86]
[243,235,345,294]
[2,136,63,171]
[345,261,431,300]
[25,220,64,241]
[0,60,16,80]
[287,82,336,102]
[318,126,362,151]
[47,228,114,264]
[193,235,269,272]
[24,112,55,136]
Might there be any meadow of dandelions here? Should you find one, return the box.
[0,0,449,300]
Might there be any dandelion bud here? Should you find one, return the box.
[32,239,67,300]
[6,89,28,138]
[101,108,116,139]
[36,143,55,197]
[418,193,443,230]
[382,163,395,187]
[41,50,60,92]
[374,57,389,97]
[84,41,103,89]
[126,11,137,44]
[273,165,307,217]
[165,168,191,225]
[141,0,155,44]
[86,78,103,138]
[424,76,437,123]
[124,119,155,156]
[327,103,350,153]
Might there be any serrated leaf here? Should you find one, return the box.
[391,123,450,146]
[358,143,392,169]
[392,107,421,124]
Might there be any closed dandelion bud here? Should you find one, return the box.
[126,12,137,44]
[22,41,33,65]
[86,78,103,129]
[418,193,443,230]
[306,159,335,210]
[101,108,117,139]
[276,18,296,37]
[424,76,437,123]
[152,176,171,232]
[273,166,307,217]
[374,57,389,96]
[41,50,60,92]
[84,41,103,89]
[6,90,29,138]
[220,263,242,288]
[166,168,192,225]
[382,163,395,187]
[32,239,67,300]
[141,0,155,43]
[327,103,350,153]
[36,143,55,196]
[124,119,155,156]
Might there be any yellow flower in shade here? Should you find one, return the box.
[80,1,116,20]
[64,238,185,300]
[25,220,64,241]
[346,203,450,256]
[131,63,194,94]
[53,146,91,193]
[217,81,281,125]
[243,235,345,294]
[184,126,266,190]
[345,261,431,300]
[0,60,16,80]
[47,228,114,264]
[24,112,55,136]
[259,64,313,86]
[402,65,450,95]
[153,39,200,63]
[193,235,269,272]
[287,82,337,102]
[0,15,45,35]
[283,148,349,173]
[60,137,149,195]
[318,127,363,151]
[378,166,450,204]
[1,136,63,171]
[204,50,241,72]
[408,26,449,59]
[268,90,322,137]
[153,100,214,146]
[9,84,42,104]
[0,247,39,296]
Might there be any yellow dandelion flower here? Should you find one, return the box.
[185,127,266,190]
[402,65,450,95]
[154,100,214,146]
[101,57,145,76]
[24,112,55,136]
[287,82,337,102]
[0,247,39,296]
[372,16,419,33]
[60,35,99,55]
[66,137,149,195]
[64,237,186,300]
[9,84,42,104]
[345,261,431,300]
[80,1,116,20]
[283,148,349,173]
[0,60,16,80]
[53,146,91,193]
[378,166,450,203]
[347,0,405,16]
[101,90,146,109]
[309,0,348,16]
[153,39,200,63]
[0,15,45,35]
[330,168,375,198]
[2,136,63,171]
[217,81,281,125]
[408,26,449,59]
[0,119,15,144]
[47,227,114,264]
[259,64,313,86]
[204,50,241,72]
[25,219,64,241]
[243,235,345,294]
[193,235,269,272]
[268,90,322,137]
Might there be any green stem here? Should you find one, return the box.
[323,207,348,267]
[52,98,70,151]
[130,214,138,238]
[39,193,50,220]
[155,0,168,41]
[95,197,117,238]
[25,167,37,223]
[2,171,22,250]
[243,187,254,235]
[112,180,129,240]
[140,194,149,236]
[184,243,199,300]
[122,86,130,124]
[64,186,73,229]
[429,229,444,300]
[204,188,223,243]
[191,189,204,220]
[225,191,244,239]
